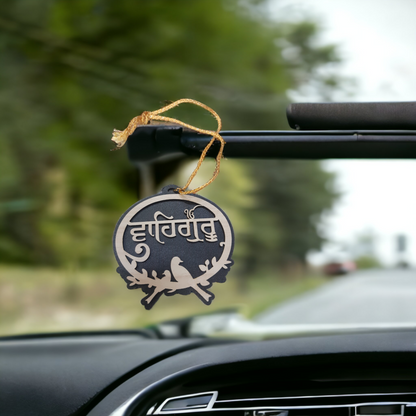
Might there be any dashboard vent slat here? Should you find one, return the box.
[154,392,217,414]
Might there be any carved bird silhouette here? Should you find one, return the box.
[159,270,172,283]
[170,256,211,302]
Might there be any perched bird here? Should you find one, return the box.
[159,270,172,283]
[170,256,211,302]
[145,270,172,305]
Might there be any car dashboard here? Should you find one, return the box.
[2,330,416,416]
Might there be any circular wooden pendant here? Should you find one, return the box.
[113,185,234,310]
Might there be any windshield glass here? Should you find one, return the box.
[1,0,415,337]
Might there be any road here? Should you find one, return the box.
[256,269,416,325]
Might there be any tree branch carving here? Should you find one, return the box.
[126,256,232,305]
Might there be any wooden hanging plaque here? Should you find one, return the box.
[113,185,234,309]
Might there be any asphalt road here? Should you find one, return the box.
[256,269,416,325]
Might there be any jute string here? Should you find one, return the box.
[111,98,225,194]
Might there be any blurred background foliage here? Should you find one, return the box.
[0,0,341,275]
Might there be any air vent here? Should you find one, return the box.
[357,405,403,416]
[149,392,416,416]
[153,392,217,414]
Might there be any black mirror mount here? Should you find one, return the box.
[126,102,416,162]
[127,127,416,162]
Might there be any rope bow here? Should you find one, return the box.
[111,98,225,194]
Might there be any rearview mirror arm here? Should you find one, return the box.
[126,126,416,161]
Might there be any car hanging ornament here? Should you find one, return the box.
[111,99,234,310]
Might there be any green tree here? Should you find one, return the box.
[248,160,339,270]
[200,159,339,281]
[0,0,342,266]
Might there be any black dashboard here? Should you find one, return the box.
[2,330,416,416]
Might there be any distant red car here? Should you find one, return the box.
[323,261,356,276]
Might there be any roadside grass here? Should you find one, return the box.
[0,264,326,336]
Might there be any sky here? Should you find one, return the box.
[271,0,416,266]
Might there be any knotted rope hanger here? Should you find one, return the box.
[111,98,226,194]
